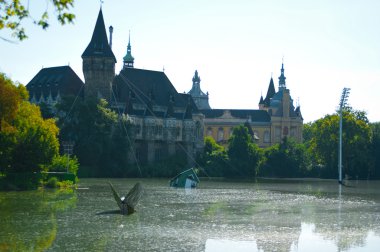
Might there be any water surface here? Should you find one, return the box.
[1,179,379,251]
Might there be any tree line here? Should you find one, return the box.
[197,111,380,180]
[1,72,379,190]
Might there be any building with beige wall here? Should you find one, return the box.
[189,64,303,148]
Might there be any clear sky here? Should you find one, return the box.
[1,0,380,123]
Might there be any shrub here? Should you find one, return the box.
[46,176,58,188]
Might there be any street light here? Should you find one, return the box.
[338,87,350,184]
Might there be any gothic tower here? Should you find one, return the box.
[82,9,116,102]
[187,70,211,110]
[278,63,286,90]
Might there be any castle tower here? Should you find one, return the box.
[278,63,286,90]
[187,70,211,110]
[82,8,116,102]
[123,32,134,69]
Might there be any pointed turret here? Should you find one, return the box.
[259,95,265,109]
[82,9,116,101]
[278,63,286,90]
[192,70,201,93]
[82,9,116,61]
[187,70,211,110]
[123,31,134,69]
[259,95,264,104]
[263,77,276,107]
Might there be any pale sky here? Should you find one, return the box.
[1,0,379,123]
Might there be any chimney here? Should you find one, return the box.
[109,25,113,48]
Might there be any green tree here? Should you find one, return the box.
[307,110,372,179]
[197,136,228,177]
[1,0,75,41]
[56,96,131,177]
[0,73,22,131]
[0,73,62,189]
[260,137,310,178]
[370,122,380,179]
[10,101,60,173]
[227,125,262,177]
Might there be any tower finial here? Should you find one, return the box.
[128,30,131,45]
[123,30,134,69]
[278,60,286,90]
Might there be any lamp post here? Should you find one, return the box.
[338,87,350,184]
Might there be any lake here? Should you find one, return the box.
[1,178,379,251]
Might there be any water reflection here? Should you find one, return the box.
[205,223,380,252]
[0,189,77,251]
[0,179,379,251]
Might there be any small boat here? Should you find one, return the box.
[108,182,143,215]
[169,168,200,188]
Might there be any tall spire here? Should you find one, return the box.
[187,70,211,110]
[123,31,134,69]
[278,60,286,90]
[82,8,116,62]
[191,70,201,93]
[263,77,276,106]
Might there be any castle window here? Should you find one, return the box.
[217,128,224,142]
[264,131,270,143]
[229,127,234,138]
[275,127,281,142]
[136,124,141,135]
[283,126,289,136]
[195,121,201,140]
[290,127,297,137]
[253,130,259,141]
[207,127,212,136]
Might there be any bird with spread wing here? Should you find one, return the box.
[108,182,143,215]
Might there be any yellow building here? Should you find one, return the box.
[191,63,303,148]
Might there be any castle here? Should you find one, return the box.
[26,9,303,166]
[27,9,204,165]
[186,65,303,148]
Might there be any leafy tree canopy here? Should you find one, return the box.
[56,96,131,177]
[260,137,310,178]
[227,125,262,177]
[307,109,372,179]
[1,0,75,41]
[197,136,228,177]
[0,73,60,175]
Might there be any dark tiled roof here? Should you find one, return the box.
[201,109,271,122]
[263,77,276,107]
[26,66,84,100]
[81,9,116,62]
[113,68,198,118]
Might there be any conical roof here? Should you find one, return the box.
[82,9,116,62]
[263,77,276,106]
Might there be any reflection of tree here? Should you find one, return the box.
[0,189,77,251]
[249,194,302,251]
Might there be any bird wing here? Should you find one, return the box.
[108,182,122,210]
[125,182,144,208]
